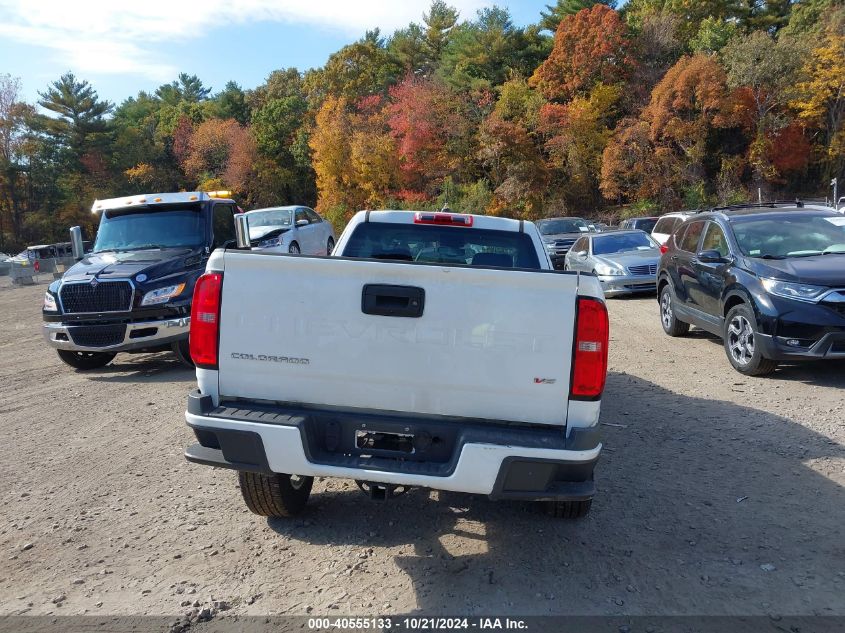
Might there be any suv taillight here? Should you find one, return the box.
[659,243,669,254]
[570,297,609,399]
[190,272,223,369]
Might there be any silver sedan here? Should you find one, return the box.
[245,206,336,255]
[563,230,661,297]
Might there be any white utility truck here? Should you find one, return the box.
[184,210,608,518]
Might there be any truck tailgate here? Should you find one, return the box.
[216,252,579,426]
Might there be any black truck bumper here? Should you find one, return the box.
[184,390,601,502]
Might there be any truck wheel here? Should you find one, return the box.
[238,471,313,518]
[56,350,116,370]
[724,304,778,376]
[545,498,592,519]
[288,242,300,254]
[659,286,690,337]
[172,339,194,368]
[326,237,335,255]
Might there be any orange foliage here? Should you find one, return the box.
[530,5,634,102]
[768,122,811,178]
[181,118,257,194]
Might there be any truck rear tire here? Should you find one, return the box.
[172,339,194,368]
[56,350,116,370]
[238,471,313,518]
[545,498,592,519]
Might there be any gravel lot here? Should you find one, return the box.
[0,278,843,619]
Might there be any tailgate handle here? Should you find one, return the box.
[362,284,425,318]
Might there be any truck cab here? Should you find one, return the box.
[42,191,239,370]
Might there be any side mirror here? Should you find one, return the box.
[697,249,726,263]
[69,226,84,261]
[295,219,309,228]
[234,214,251,249]
[577,251,588,260]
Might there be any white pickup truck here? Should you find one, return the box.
[184,210,608,519]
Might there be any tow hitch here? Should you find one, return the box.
[355,480,411,501]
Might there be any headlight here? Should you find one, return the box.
[760,278,829,303]
[594,262,625,276]
[258,237,282,248]
[543,242,556,251]
[43,292,57,311]
[141,283,186,306]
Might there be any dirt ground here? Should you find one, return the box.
[0,277,843,619]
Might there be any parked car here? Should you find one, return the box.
[245,206,335,255]
[619,216,659,233]
[42,191,240,370]
[657,203,845,376]
[536,217,593,269]
[651,211,697,245]
[184,210,608,519]
[565,230,661,297]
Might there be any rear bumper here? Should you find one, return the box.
[184,391,601,501]
[42,317,189,353]
[598,274,657,297]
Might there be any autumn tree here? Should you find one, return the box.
[601,54,737,206]
[792,31,845,179]
[387,76,468,199]
[722,31,806,184]
[531,5,634,102]
[309,96,356,221]
[541,83,621,207]
[478,78,548,217]
[181,118,257,195]
[350,96,399,208]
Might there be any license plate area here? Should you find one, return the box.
[355,430,415,454]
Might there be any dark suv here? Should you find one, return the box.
[657,203,845,375]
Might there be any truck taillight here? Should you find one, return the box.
[570,297,609,399]
[414,212,473,227]
[190,272,223,369]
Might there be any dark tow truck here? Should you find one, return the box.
[42,191,239,370]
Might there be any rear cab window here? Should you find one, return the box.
[342,222,541,269]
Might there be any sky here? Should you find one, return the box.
[0,0,555,105]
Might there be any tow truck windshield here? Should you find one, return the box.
[93,206,205,253]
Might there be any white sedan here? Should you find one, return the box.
[245,206,336,255]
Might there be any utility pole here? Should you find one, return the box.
[832,178,838,208]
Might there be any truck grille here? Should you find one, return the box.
[60,280,133,313]
[551,239,577,254]
[628,264,658,276]
[68,324,126,348]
